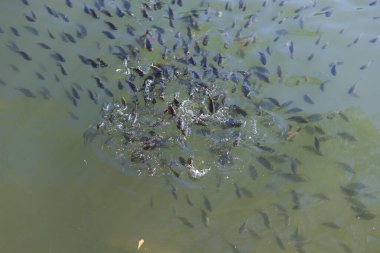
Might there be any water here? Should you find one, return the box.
[1,0,380,252]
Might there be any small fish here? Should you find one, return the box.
[369,35,379,43]
[15,87,36,98]
[234,183,241,198]
[102,30,115,39]
[286,41,294,59]
[248,165,257,180]
[238,220,247,234]
[287,116,308,123]
[50,51,65,62]
[201,209,210,227]
[17,51,32,61]
[177,216,194,228]
[337,132,357,142]
[321,222,340,229]
[258,51,266,65]
[274,234,286,250]
[303,94,314,104]
[66,0,72,8]
[314,136,321,154]
[203,194,212,212]
[37,42,51,50]
[291,190,301,209]
[186,194,193,206]
[348,82,359,98]
[104,21,117,30]
[257,156,273,171]
[256,209,271,229]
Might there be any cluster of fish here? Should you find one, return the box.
[1,1,378,249]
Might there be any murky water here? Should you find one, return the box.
[1,0,380,252]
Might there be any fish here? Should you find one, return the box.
[203,194,212,212]
[17,51,32,61]
[347,82,359,98]
[248,165,257,180]
[256,209,271,229]
[234,183,241,198]
[37,42,51,50]
[257,156,273,171]
[287,116,308,123]
[286,41,294,59]
[177,216,194,228]
[274,233,286,250]
[104,21,117,30]
[314,136,321,154]
[186,194,193,206]
[303,94,314,104]
[65,0,72,8]
[15,87,36,98]
[258,51,266,65]
[102,30,115,39]
[291,190,301,209]
[321,222,340,229]
[201,209,210,227]
[337,132,357,142]
[238,220,247,234]
[50,51,65,62]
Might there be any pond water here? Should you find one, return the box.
[1,0,380,252]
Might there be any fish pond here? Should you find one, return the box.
[1,0,380,252]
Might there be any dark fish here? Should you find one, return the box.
[240,187,254,198]
[35,72,45,80]
[276,65,283,79]
[76,23,87,38]
[202,35,209,46]
[248,165,257,180]
[256,209,271,229]
[348,82,359,98]
[257,156,273,171]
[37,42,51,50]
[369,36,379,43]
[258,51,266,65]
[45,5,59,18]
[21,0,29,5]
[291,190,301,209]
[229,104,247,117]
[104,21,117,30]
[87,90,98,104]
[303,94,314,104]
[244,14,256,28]
[339,243,353,253]
[50,51,65,62]
[15,87,36,98]
[330,63,337,76]
[115,6,125,17]
[23,25,38,36]
[254,71,270,83]
[274,234,286,250]
[314,136,321,154]
[337,132,357,142]
[320,80,329,91]
[265,97,281,107]
[24,11,36,22]
[234,183,241,198]
[287,41,294,59]
[17,51,32,61]
[287,116,308,123]
[66,0,72,8]
[203,194,212,212]
[71,87,80,99]
[201,209,210,227]
[185,194,193,206]
[38,86,51,99]
[177,216,194,228]
[238,220,247,234]
[102,30,115,39]
[0,79,7,86]
[321,222,340,229]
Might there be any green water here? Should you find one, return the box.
[1,0,380,252]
